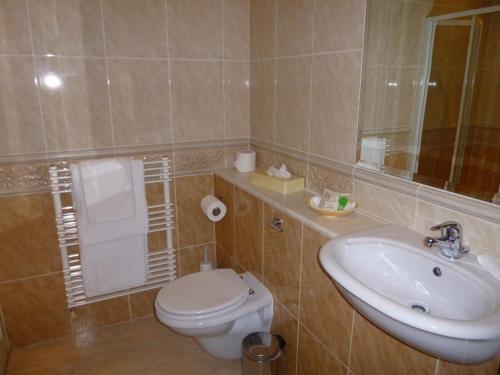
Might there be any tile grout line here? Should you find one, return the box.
[25,0,49,160]
[0,270,64,286]
[305,0,317,190]
[164,0,177,170]
[272,0,278,148]
[295,222,305,374]
[347,310,356,373]
[99,0,116,150]
[221,0,227,168]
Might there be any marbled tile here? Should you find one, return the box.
[438,357,500,375]
[0,273,71,348]
[216,245,235,270]
[173,147,225,174]
[175,174,215,248]
[272,301,298,375]
[108,58,171,147]
[130,288,160,319]
[276,153,308,179]
[277,0,313,57]
[250,61,276,143]
[297,324,347,375]
[250,0,276,59]
[252,144,279,170]
[275,57,311,152]
[72,296,130,336]
[224,61,250,139]
[223,0,249,60]
[352,179,417,227]
[0,0,31,55]
[28,0,105,57]
[167,0,222,59]
[0,193,60,282]
[313,0,365,53]
[307,164,353,194]
[309,51,362,164]
[263,204,302,317]
[103,0,167,58]
[414,200,500,258]
[350,312,436,375]
[179,243,216,276]
[235,187,263,279]
[299,226,352,365]
[0,56,45,156]
[170,60,223,142]
[214,175,235,256]
[36,57,113,152]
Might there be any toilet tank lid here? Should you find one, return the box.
[156,269,250,316]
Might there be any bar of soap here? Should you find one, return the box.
[250,171,304,195]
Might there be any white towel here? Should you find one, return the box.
[71,158,148,297]
[80,158,135,223]
[477,255,500,281]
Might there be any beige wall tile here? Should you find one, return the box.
[235,187,263,279]
[167,0,222,59]
[297,325,347,375]
[299,226,352,365]
[277,0,313,57]
[103,0,167,58]
[72,296,130,336]
[108,59,171,146]
[307,164,353,194]
[223,0,249,60]
[352,180,417,227]
[382,67,418,129]
[36,57,113,151]
[29,0,105,57]
[171,60,223,142]
[359,65,386,132]
[272,301,298,375]
[0,56,45,156]
[0,0,31,55]
[438,357,500,375]
[214,175,235,256]
[224,61,250,139]
[414,200,500,258]
[250,61,275,142]
[130,288,161,319]
[362,0,391,66]
[263,204,302,317]
[275,57,311,152]
[250,0,276,59]
[309,52,362,163]
[313,0,365,53]
[0,273,71,348]
[173,147,225,174]
[179,243,216,276]
[350,312,436,375]
[175,174,215,248]
[0,193,60,282]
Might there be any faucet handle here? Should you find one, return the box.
[430,221,462,238]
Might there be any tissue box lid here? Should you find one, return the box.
[250,171,304,195]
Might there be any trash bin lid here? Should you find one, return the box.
[242,332,281,362]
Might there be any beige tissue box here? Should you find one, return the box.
[250,170,304,195]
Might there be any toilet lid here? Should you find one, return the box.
[156,269,250,316]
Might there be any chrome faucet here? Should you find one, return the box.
[423,221,469,260]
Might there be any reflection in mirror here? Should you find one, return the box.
[358,1,500,204]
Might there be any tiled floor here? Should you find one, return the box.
[7,316,240,375]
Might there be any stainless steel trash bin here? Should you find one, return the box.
[241,332,286,375]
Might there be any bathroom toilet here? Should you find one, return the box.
[155,268,273,360]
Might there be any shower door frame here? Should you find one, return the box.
[411,5,500,185]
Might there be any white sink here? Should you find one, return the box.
[319,224,500,364]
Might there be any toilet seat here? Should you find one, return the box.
[156,269,250,319]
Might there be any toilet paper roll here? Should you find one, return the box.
[201,195,227,222]
[234,150,256,173]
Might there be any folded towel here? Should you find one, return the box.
[71,158,149,297]
[71,159,148,246]
[477,255,500,281]
[80,158,135,223]
[79,235,147,297]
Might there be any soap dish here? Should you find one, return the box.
[306,196,356,218]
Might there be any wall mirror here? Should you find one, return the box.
[358,0,500,204]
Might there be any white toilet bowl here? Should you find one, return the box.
[155,269,273,360]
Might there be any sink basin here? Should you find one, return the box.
[319,224,500,364]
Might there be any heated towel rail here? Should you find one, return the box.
[49,157,176,309]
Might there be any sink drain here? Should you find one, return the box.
[409,303,430,313]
